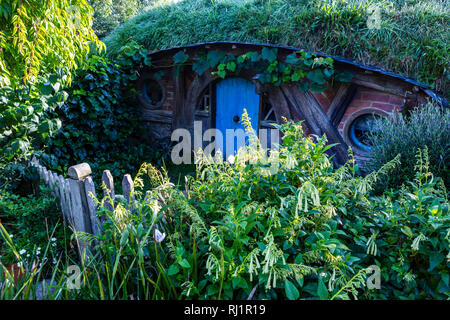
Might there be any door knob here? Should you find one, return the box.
[233,115,240,123]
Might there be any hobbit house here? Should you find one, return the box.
[135,41,447,166]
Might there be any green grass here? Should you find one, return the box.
[103,0,450,99]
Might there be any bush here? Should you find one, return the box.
[0,185,68,275]
[367,103,450,189]
[1,119,448,300]
[42,51,168,190]
[342,148,450,299]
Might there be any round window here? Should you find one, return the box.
[144,79,164,106]
[348,114,381,152]
[138,76,165,109]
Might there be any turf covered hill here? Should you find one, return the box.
[103,0,449,99]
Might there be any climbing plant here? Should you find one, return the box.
[0,0,103,87]
[172,47,353,93]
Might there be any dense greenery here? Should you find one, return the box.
[104,0,450,99]
[0,0,103,179]
[41,50,164,188]
[173,47,352,92]
[368,103,450,189]
[0,186,67,273]
[1,120,448,299]
[89,0,154,38]
[0,0,103,87]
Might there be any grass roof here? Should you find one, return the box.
[103,0,450,98]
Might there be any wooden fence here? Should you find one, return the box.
[29,157,136,239]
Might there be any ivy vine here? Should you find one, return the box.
[171,47,353,93]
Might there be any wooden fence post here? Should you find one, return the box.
[84,176,101,236]
[102,170,115,212]
[67,163,93,235]
[122,174,135,211]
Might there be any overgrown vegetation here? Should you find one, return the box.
[104,0,450,98]
[0,186,68,277]
[367,103,450,189]
[89,0,155,38]
[0,0,103,184]
[40,52,165,188]
[1,120,448,299]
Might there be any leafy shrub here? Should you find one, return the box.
[1,119,448,300]
[0,186,67,273]
[42,50,167,189]
[367,103,450,189]
[342,148,450,299]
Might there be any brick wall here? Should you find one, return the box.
[160,71,176,112]
[337,87,405,136]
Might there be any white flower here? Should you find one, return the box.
[9,234,13,238]
[19,249,26,255]
[320,272,327,277]
[52,258,57,265]
[227,155,235,164]
[52,243,56,247]
[17,262,22,267]
[26,254,30,258]
[154,229,166,243]
[51,237,57,242]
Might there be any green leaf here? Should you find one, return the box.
[179,258,191,269]
[429,253,444,272]
[262,47,277,62]
[193,59,210,75]
[307,69,326,85]
[284,279,299,300]
[401,226,413,238]
[168,264,180,276]
[173,51,189,64]
[207,50,224,68]
[226,61,236,72]
[285,53,299,64]
[317,277,329,300]
[335,70,353,82]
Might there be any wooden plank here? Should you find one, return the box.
[57,175,69,223]
[327,83,357,127]
[84,176,101,236]
[102,170,115,212]
[141,109,173,124]
[68,179,91,233]
[280,84,349,166]
[265,86,292,123]
[350,71,411,97]
[122,174,135,210]
[173,69,185,129]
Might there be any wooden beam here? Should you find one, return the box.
[173,70,185,129]
[280,84,349,166]
[141,109,173,124]
[327,83,357,127]
[265,86,292,124]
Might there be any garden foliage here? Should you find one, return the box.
[42,50,164,187]
[1,119,448,299]
[367,103,450,189]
